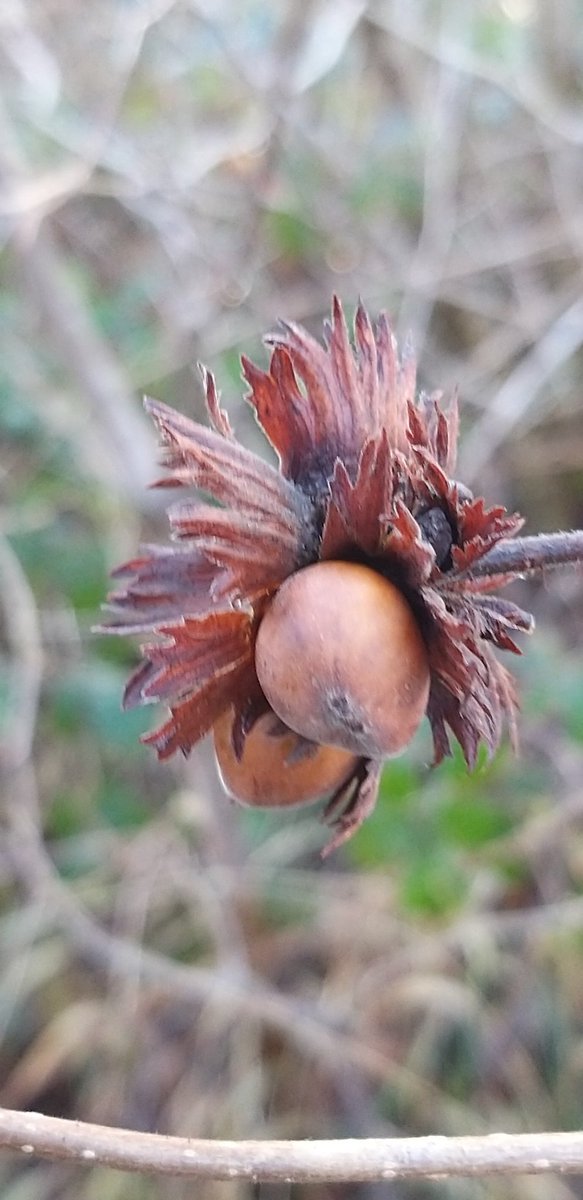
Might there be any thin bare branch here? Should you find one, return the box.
[1,1108,583,1181]
[0,536,43,770]
[467,531,583,581]
[460,296,583,479]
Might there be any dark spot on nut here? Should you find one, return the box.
[326,689,367,738]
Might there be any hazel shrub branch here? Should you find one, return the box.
[467,530,583,581]
[2,1108,583,1181]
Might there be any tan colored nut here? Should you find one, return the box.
[255,560,430,758]
[213,708,357,809]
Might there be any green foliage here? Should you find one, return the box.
[265,208,322,261]
[51,664,150,750]
[9,525,107,611]
[346,730,548,916]
[350,159,424,224]
[523,638,583,744]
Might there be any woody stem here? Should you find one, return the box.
[467,530,583,580]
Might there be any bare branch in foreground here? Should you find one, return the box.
[1,1109,583,1181]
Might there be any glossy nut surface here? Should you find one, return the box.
[213,709,357,809]
[255,560,430,758]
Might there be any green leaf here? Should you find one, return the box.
[346,758,422,868]
[9,525,107,611]
[400,851,468,917]
[265,209,320,260]
[96,779,150,830]
[51,664,151,750]
[439,792,512,848]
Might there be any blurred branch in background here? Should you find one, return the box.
[2,3,583,1199]
[0,94,158,508]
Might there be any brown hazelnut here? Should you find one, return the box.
[213,708,357,809]
[255,560,430,759]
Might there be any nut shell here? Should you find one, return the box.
[255,560,430,758]
[213,709,357,809]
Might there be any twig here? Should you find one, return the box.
[14,225,159,507]
[460,296,583,479]
[1,1108,583,1180]
[0,536,43,771]
[399,2,471,350]
[466,531,583,581]
[369,8,583,145]
[0,93,158,509]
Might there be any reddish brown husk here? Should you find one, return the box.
[103,297,539,851]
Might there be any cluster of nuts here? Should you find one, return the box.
[104,298,583,850]
[215,560,430,808]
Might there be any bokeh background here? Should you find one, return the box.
[2,2,583,1198]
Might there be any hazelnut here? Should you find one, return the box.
[213,709,357,809]
[255,560,430,759]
